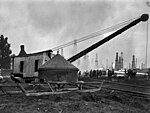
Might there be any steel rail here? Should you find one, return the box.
[86,77,150,89]
[83,82,150,98]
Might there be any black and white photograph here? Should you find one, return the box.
[0,0,150,112]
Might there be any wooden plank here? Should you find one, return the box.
[61,87,78,91]
[79,81,104,93]
[0,84,18,87]
[25,91,71,96]
[3,90,35,94]
[48,81,68,85]
[16,83,27,95]
[47,82,54,92]
[78,88,101,93]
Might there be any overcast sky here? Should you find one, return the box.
[0,0,150,69]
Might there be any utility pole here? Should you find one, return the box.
[145,20,149,68]
[146,1,150,68]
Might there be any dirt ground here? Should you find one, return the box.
[0,77,150,113]
[0,89,150,113]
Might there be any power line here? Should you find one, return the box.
[51,16,139,51]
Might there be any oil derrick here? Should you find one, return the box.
[73,40,77,55]
[141,63,145,69]
[118,56,121,70]
[73,40,80,67]
[61,48,63,57]
[73,39,80,66]
[95,53,98,69]
[115,52,123,70]
[115,52,119,70]
[129,63,131,69]
[132,55,136,69]
[82,54,90,71]
[136,58,137,68]
[121,52,123,69]
[106,59,109,69]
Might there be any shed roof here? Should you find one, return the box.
[39,54,79,71]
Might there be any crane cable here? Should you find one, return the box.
[49,16,140,51]
[76,16,140,43]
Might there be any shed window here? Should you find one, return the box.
[20,61,24,73]
[34,60,39,72]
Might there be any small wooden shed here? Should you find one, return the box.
[38,54,79,83]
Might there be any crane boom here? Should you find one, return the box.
[68,14,149,63]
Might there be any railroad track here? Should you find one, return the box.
[83,84,150,97]
[1,77,150,98]
[85,77,150,90]
[81,78,150,98]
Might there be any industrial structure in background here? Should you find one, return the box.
[115,52,124,70]
[114,50,149,71]
[114,52,138,70]
[131,55,136,69]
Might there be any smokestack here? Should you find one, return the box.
[18,45,27,56]
[21,45,24,51]
[57,50,59,54]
